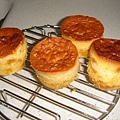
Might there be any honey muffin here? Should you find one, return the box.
[61,15,104,57]
[30,37,80,89]
[87,38,120,90]
[0,27,27,76]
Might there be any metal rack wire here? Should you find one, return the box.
[0,25,120,120]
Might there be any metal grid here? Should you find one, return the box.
[0,25,120,120]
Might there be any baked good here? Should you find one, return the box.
[61,15,104,57]
[30,37,80,89]
[0,27,27,76]
[87,38,120,90]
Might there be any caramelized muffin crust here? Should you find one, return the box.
[61,15,104,41]
[0,28,24,58]
[94,38,120,61]
[30,37,78,72]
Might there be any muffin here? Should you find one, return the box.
[61,15,104,57]
[30,37,80,89]
[0,27,27,76]
[87,38,120,90]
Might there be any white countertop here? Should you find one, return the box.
[1,0,120,120]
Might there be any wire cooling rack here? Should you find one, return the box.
[0,25,120,120]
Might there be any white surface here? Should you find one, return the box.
[0,0,14,19]
[1,0,120,120]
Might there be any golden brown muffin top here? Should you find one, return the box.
[30,37,78,72]
[0,28,24,58]
[93,38,120,61]
[61,15,104,41]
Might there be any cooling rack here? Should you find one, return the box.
[0,25,120,120]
